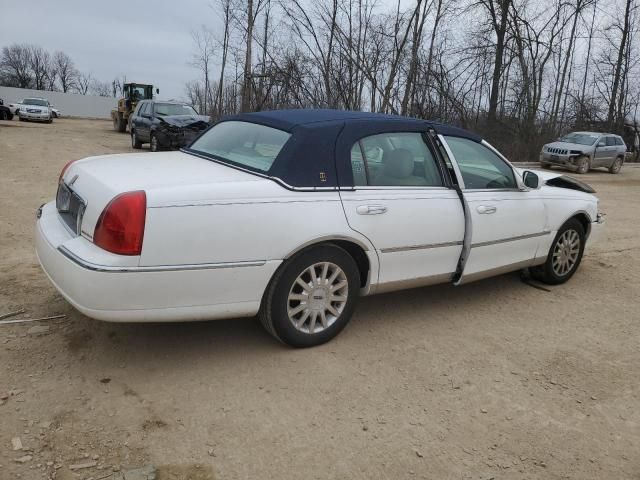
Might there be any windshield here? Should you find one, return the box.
[189,121,291,173]
[155,103,198,116]
[129,85,152,100]
[23,98,48,106]
[558,133,599,146]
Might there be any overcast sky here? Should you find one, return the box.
[1,0,222,100]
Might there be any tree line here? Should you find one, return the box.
[0,43,124,98]
[186,0,639,161]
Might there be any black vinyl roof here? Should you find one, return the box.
[194,109,485,189]
[224,109,482,142]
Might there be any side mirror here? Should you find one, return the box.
[156,88,159,95]
[522,170,540,189]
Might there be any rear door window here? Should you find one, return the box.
[349,132,443,187]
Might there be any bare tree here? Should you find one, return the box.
[91,80,112,97]
[0,44,33,88]
[607,0,635,127]
[191,26,216,115]
[76,72,93,95]
[53,51,77,93]
[28,45,52,90]
[214,0,233,118]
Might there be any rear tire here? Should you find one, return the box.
[259,244,360,347]
[0,110,6,120]
[530,218,585,285]
[575,156,589,174]
[609,156,623,174]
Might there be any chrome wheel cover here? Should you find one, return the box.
[552,229,580,276]
[287,262,348,334]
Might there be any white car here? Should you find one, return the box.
[16,97,52,123]
[36,110,604,347]
[51,107,61,119]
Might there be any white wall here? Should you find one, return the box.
[0,86,116,119]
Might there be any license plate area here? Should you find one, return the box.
[56,183,86,236]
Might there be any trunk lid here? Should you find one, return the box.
[62,151,266,240]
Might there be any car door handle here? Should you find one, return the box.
[356,205,387,215]
[477,205,497,214]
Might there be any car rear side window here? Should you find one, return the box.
[606,136,616,146]
[190,121,291,173]
[444,136,516,190]
[615,137,624,146]
[349,132,443,187]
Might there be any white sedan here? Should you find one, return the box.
[36,110,604,347]
[16,97,52,122]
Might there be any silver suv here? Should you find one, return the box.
[540,131,626,174]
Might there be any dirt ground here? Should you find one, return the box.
[1,117,639,480]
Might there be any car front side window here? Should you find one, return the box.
[606,136,616,146]
[444,136,516,190]
[349,132,442,187]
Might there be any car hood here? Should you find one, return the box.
[544,141,592,152]
[158,114,210,128]
[22,104,48,111]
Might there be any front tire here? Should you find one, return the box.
[531,218,585,285]
[259,245,360,347]
[575,156,590,174]
[150,133,162,152]
[114,113,126,132]
[609,156,623,174]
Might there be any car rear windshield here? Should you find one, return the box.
[189,121,291,173]
[155,103,198,116]
[24,98,47,106]
[558,133,598,146]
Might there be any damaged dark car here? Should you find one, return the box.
[130,100,210,152]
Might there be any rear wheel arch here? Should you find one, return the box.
[283,238,371,289]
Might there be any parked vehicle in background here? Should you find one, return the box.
[111,82,157,132]
[540,131,626,174]
[0,99,14,120]
[36,109,604,347]
[51,107,61,118]
[16,98,52,123]
[129,100,209,151]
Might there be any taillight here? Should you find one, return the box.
[94,191,146,255]
[59,159,78,182]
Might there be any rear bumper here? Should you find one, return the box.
[36,201,279,322]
